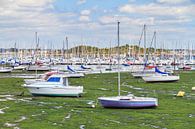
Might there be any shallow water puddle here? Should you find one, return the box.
[0,99,7,101]
[0,95,13,97]
[64,113,71,119]
[17,98,32,103]
[188,114,195,118]
[52,123,57,126]
[54,106,63,109]
[75,100,96,108]
[106,119,120,124]
[0,95,16,102]
[140,123,166,129]
[32,110,46,117]
[15,116,27,122]
[98,88,109,91]
[6,97,16,100]
[122,85,144,91]
[0,107,9,114]
[4,122,17,127]
[80,125,85,129]
[71,109,82,113]
[87,100,95,105]
[121,90,130,93]
[151,125,161,128]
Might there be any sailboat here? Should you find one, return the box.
[142,67,179,82]
[131,25,156,78]
[141,31,179,83]
[98,22,158,108]
[0,60,13,73]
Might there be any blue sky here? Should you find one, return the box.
[0,0,195,49]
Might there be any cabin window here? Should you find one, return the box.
[47,77,60,82]
[63,78,67,86]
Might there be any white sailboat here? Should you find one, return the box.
[98,22,158,108]
[142,74,179,82]
[142,67,179,82]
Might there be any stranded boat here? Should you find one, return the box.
[23,74,83,97]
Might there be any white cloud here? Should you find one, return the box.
[15,0,54,7]
[157,0,190,4]
[79,15,90,22]
[79,9,91,22]
[0,0,195,48]
[158,17,191,24]
[80,10,91,15]
[99,15,155,25]
[118,3,194,16]
[77,0,86,5]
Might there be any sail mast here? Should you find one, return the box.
[117,21,120,96]
[66,37,69,62]
[143,24,146,62]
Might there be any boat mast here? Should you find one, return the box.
[154,31,156,65]
[14,42,17,58]
[143,24,146,62]
[66,37,69,63]
[109,41,112,69]
[62,40,65,59]
[35,32,38,61]
[117,21,120,96]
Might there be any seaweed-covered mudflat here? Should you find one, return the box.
[0,72,195,129]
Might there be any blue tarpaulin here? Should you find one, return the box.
[81,65,90,69]
[155,67,169,74]
[67,65,75,73]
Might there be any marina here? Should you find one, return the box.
[0,69,195,128]
[1,0,195,128]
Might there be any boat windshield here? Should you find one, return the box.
[47,77,60,82]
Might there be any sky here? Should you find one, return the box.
[0,0,195,49]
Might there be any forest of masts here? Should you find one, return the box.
[0,44,181,59]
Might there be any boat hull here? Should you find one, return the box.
[13,66,26,70]
[0,68,13,73]
[27,65,50,71]
[25,86,83,97]
[142,75,179,82]
[98,97,158,108]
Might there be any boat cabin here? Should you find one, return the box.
[46,74,70,86]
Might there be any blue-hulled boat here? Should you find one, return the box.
[98,96,158,108]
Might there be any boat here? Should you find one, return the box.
[23,74,83,97]
[81,65,91,69]
[142,67,179,82]
[98,95,158,108]
[66,65,85,77]
[0,67,13,73]
[142,74,179,82]
[24,71,84,84]
[13,65,26,70]
[98,22,158,108]
[131,70,155,78]
[24,71,58,84]
[27,65,50,71]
